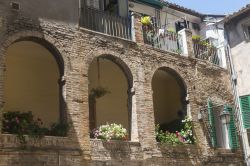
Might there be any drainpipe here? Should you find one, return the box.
[225,30,250,165]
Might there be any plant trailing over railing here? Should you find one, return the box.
[92,123,128,141]
[2,111,69,144]
[156,117,196,145]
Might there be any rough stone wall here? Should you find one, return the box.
[0,10,245,166]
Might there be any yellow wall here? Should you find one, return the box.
[4,41,60,126]
[88,58,129,130]
[152,69,183,125]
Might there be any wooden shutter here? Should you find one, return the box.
[207,99,217,147]
[225,105,239,149]
[240,95,250,129]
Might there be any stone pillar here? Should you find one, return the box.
[178,28,194,58]
[134,66,159,159]
[130,87,139,141]
[132,12,144,44]
[186,29,195,58]
[66,71,91,164]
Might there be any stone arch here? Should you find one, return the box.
[152,66,188,133]
[0,31,67,128]
[93,54,133,88]
[88,54,135,140]
[0,31,67,75]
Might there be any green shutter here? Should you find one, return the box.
[207,99,217,147]
[240,95,250,129]
[225,105,239,149]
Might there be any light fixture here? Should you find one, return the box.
[219,107,231,125]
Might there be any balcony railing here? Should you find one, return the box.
[193,40,221,66]
[142,27,182,54]
[80,6,131,40]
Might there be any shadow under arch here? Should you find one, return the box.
[152,66,188,132]
[88,54,134,139]
[14,37,65,77]
[3,36,66,123]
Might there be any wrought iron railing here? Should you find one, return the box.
[193,40,221,66]
[142,27,182,54]
[80,6,131,40]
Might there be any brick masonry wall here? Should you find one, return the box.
[0,11,245,166]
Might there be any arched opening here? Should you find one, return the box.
[3,40,64,127]
[88,56,132,139]
[152,67,187,133]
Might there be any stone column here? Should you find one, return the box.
[134,66,159,159]
[178,28,194,58]
[132,12,144,44]
[186,29,195,58]
[66,71,91,164]
[130,87,139,141]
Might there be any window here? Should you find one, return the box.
[240,95,250,146]
[192,23,200,31]
[243,25,250,41]
[207,99,239,149]
[240,95,250,129]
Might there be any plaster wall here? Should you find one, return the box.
[1,0,79,24]
[162,6,201,35]
[226,15,250,96]
[128,1,201,35]
[200,22,227,68]
[4,41,60,126]
[231,41,250,96]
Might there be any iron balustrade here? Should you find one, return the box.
[80,6,131,40]
[193,40,221,66]
[142,27,183,54]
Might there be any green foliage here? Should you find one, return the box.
[155,124,183,145]
[155,117,196,145]
[2,111,69,144]
[179,117,196,144]
[49,122,69,137]
[167,28,176,33]
[192,36,215,48]
[2,111,48,144]
[192,35,201,41]
[174,49,182,55]
[89,86,110,101]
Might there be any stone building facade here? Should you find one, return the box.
[0,1,246,165]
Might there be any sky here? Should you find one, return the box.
[167,0,250,15]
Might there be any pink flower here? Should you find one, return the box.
[15,117,19,124]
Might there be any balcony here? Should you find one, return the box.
[80,6,131,40]
[193,38,221,66]
[142,28,182,54]
[79,7,224,68]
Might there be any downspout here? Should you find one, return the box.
[225,28,250,165]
